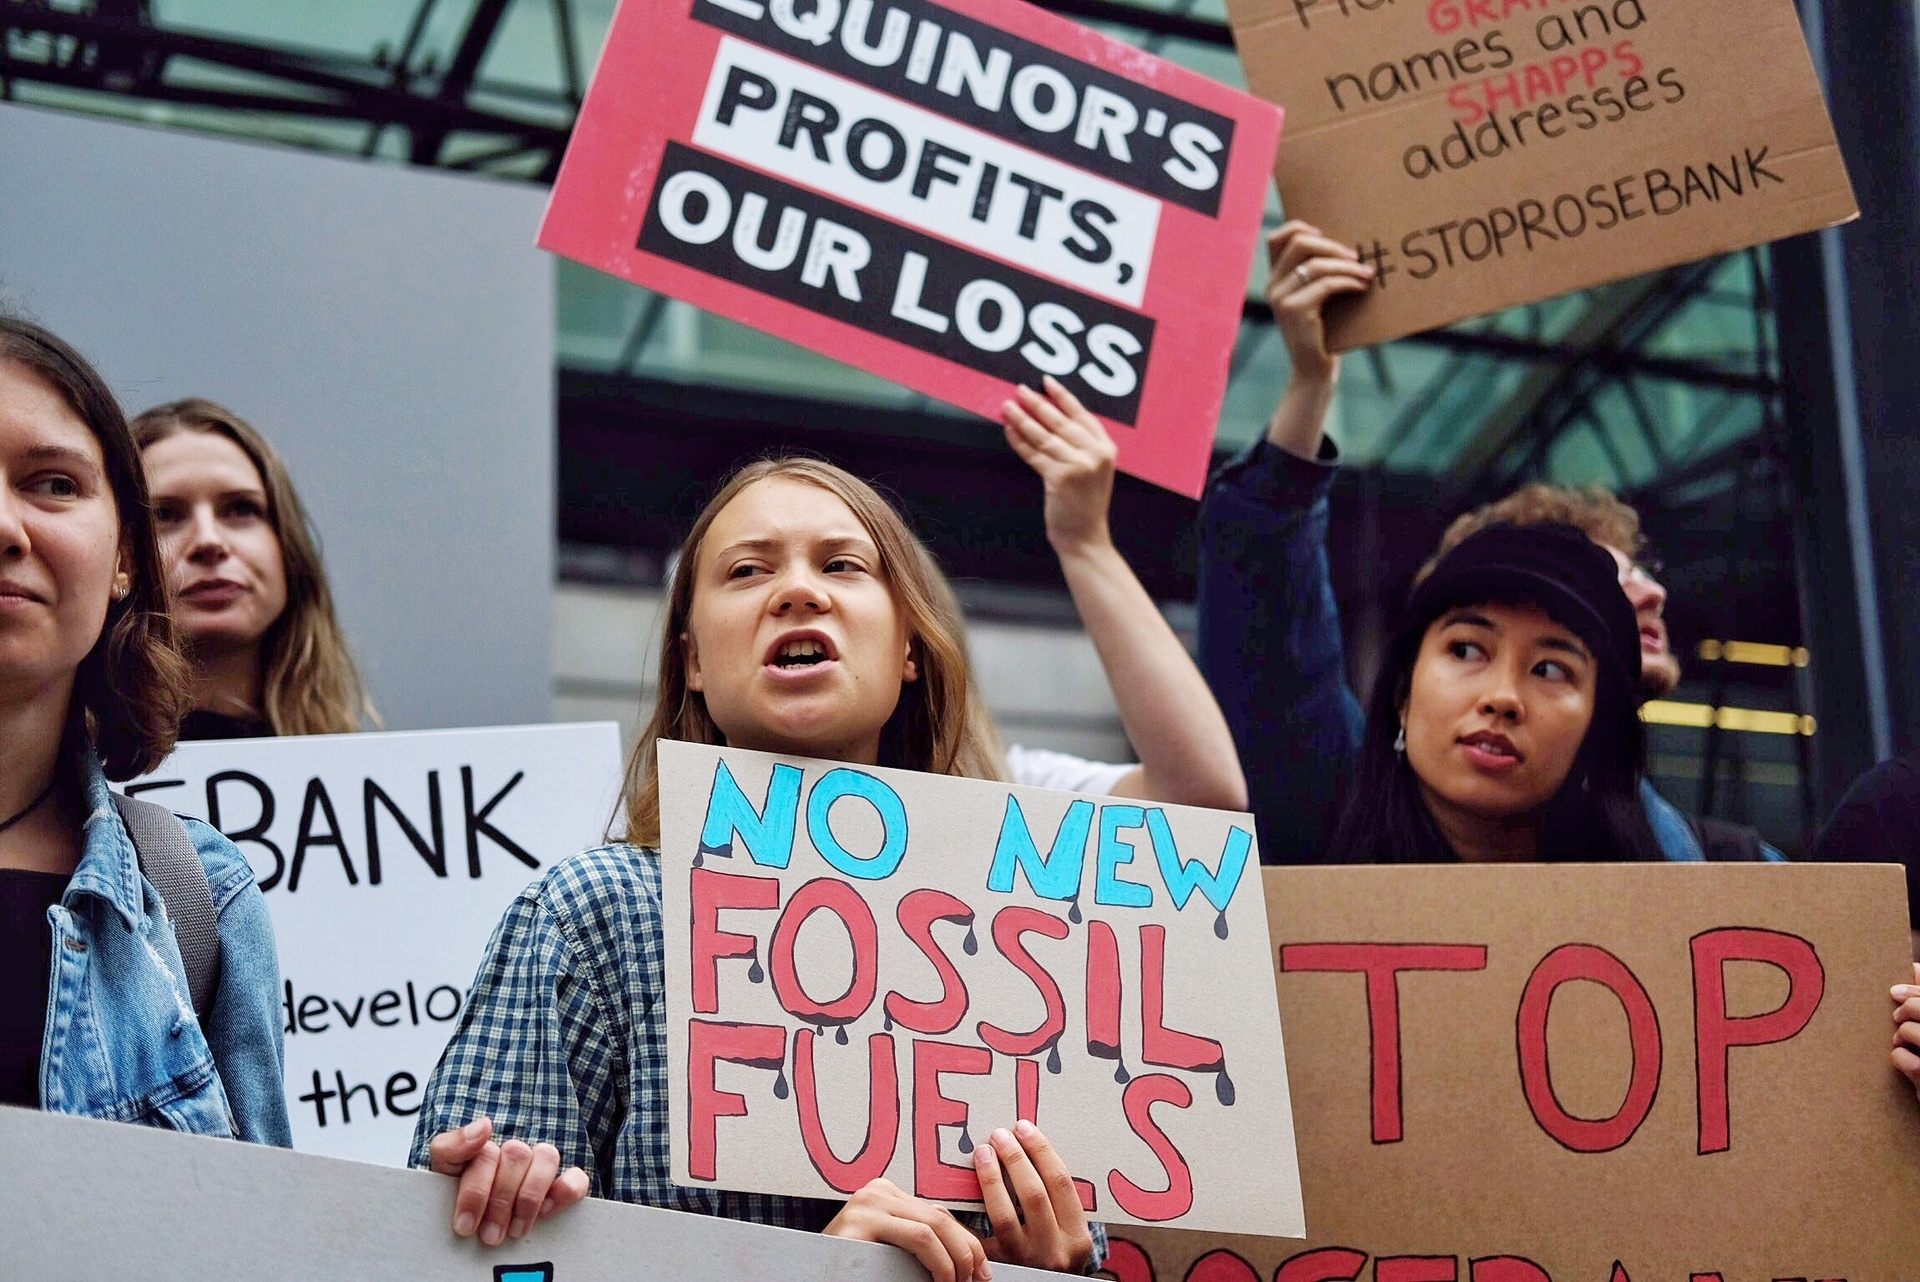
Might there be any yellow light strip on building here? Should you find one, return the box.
[1696,640,1811,667]
[1642,700,1816,736]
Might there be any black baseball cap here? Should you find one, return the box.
[1400,521,1643,697]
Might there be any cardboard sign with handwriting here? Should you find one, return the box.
[656,740,1302,1234]
[1104,863,1920,1281]
[1224,0,1858,348]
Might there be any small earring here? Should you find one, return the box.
[1393,723,1406,754]
[110,573,131,602]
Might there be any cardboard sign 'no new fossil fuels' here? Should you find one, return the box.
[656,740,1301,1235]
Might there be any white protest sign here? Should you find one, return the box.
[0,1105,1066,1282]
[128,723,625,1165]
[689,35,1163,307]
[656,740,1303,1236]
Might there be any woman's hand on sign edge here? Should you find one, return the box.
[1001,377,1117,558]
[1265,220,1375,384]
[1892,965,1920,1099]
[974,1121,1096,1274]
[427,1117,591,1246]
[825,1178,992,1282]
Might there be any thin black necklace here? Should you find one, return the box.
[0,778,56,838]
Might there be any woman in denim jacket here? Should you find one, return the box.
[0,315,289,1146]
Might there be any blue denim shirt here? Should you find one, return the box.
[1197,439,1780,864]
[39,752,291,1145]
[1639,779,1784,862]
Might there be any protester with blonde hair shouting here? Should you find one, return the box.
[412,422,1103,1279]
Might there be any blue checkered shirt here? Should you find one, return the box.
[411,845,1106,1267]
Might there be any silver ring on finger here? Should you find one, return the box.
[1296,264,1312,285]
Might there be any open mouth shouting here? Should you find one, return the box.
[764,630,839,678]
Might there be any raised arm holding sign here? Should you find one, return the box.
[996,377,1248,812]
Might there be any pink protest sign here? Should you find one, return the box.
[538,0,1281,497]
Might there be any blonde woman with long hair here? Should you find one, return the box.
[408,444,1100,1279]
[132,399,372,738]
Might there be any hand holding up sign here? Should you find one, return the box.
[1892,963,1920,1102]
[1002,376,1119,558]
[1262,220,1373,463]
[825,1179,992,1282]
[1001,378,1247,811]
[427,1118,591,1247]
[820,1120,1093,1282]
[1264,221,1375,386]
[974,1121,1097,1273]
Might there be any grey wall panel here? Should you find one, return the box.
[0,102,554,729]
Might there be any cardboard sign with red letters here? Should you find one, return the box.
[538,0,1282,498]
[1221,0,1857,349]
[1104,863,1920,1282]
[655,741,1304,1235]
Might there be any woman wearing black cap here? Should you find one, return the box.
[1328,521,1663,865]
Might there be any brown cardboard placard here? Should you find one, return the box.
[1224,0,1859,348]
[1106,862,1920,1280]
[656,740,1303,1234]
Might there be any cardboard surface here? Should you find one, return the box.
[0,1105,1064,1281]
[656,740,1302,1233]
[1224,0,1858,348]
[1104,863,1920,1280]
[128,723,625,1165]
[539,0,1282,497]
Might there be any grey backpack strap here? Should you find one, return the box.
[113,794,222,1020]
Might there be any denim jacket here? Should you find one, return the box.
[1198,438,1363,865]
[39,752,291,1145]
[1197,439,1780,864]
